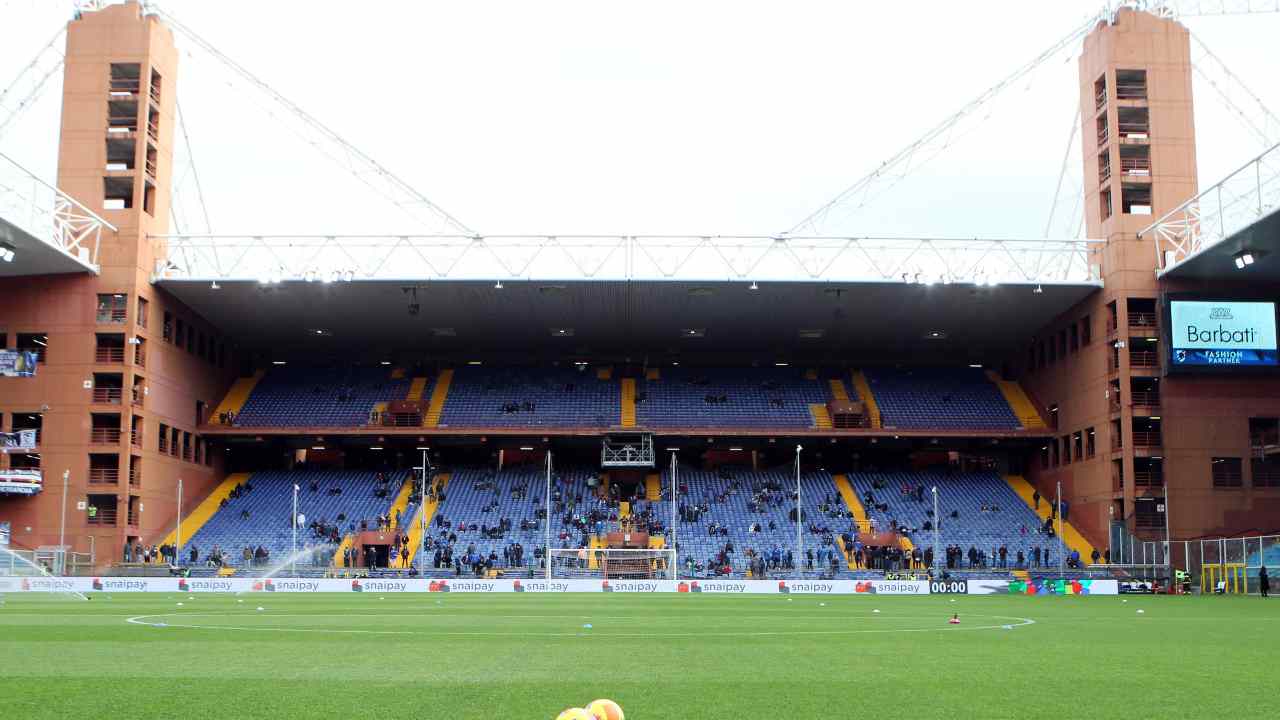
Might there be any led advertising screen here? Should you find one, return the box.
[1169,300,1278,367]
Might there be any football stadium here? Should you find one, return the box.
[1,1,1279,718]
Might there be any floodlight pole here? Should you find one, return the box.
[795,445,803,578]
[1163,489,1173,583]
[544,450,552,580]
[1057,480,1064,579]
[670,450,678,580]
[416,449,429,579]
[58,469,68,576]
[175,477,183,566]
[291,483,299,576]
[932,486,940,577]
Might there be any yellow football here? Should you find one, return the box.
[588,699,624,720]
[557,708,594,720]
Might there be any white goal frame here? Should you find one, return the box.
[547,548,676,580]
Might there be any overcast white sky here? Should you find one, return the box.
[1,0,1278,240]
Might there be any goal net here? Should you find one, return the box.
[547,548,676,580]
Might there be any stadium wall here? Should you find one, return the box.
[0,2,239,564]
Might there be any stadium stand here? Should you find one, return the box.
[666,466,873,579]
[422,465,614,573]
[233,366,412,427]
[862,367,1021,430]
[185,470,403,569]
[847,470,1071,568]
[637,367,830,429]
[438,367,618,428]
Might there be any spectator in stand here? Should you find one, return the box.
[1260,566,1270,598]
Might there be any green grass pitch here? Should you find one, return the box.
[0,592,1275,719]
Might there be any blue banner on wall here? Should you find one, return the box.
[1172,348,1278,366]
[0,350,38,377]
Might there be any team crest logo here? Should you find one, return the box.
[178,579,190,592]
[92,578,104,591]
[601,580,614,592]
[855,581,877,594]
[513,580,525,592]
[428,580,450,592]
[777,581,790,594]
[351,580,363,592]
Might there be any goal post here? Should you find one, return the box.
[547,547,676,580]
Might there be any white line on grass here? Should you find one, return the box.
[125,613,1036,638]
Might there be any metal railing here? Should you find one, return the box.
[96,307,126,323]
[90,428,121,444]
[1130,390,1161,407]
[0,151,114,270]
[1130,350,1160,368]
[95,346,125,363]
[1143,141,1280,272]
[1117,121,1149,138]
[1115,83,1147,100]
[152,234,1105,285]
[1128,311,1157,329]
[91,387,122,404]
[88,467,119,484]
[1133,470,1163,487]
[1121,157,1151,176]
[1132,430,1162,447]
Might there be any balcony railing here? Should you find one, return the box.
[1116,83,1147,100]
[90,428,122,444]
[1130,350,1160,368]
[129,465,141,487]
[158,438,168,453]
[182,446,194,462]
[106,116,138,133]
[87,508,118,526]
[130,429,142,447]
[92,387,122,404]
[1132,431,1162,447]
[95,346,125,363]
[88,467,119,484]
[1097,124,1109,147]
[1251,461,1280,487]
[97,307,127,323]
[147,122,159,142]
[109,78,140,95]
[131,388,144,406]
[134,347,146,367]
[1118,122,1149,139]
[1095,88,1107,110]
[1121,158,1151,176]
[1129,312,1157,329]
[1130,391,1161,407]
[1133,470,1164,487]
[1099,163,1112,184]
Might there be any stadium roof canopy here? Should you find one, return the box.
[0,215,100,277]
[158,277,1100,366]
[1146,142,1280,282]
[1156,204,1280,282]
[0,152,112,277]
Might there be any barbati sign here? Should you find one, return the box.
[1170,301,1278,366]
